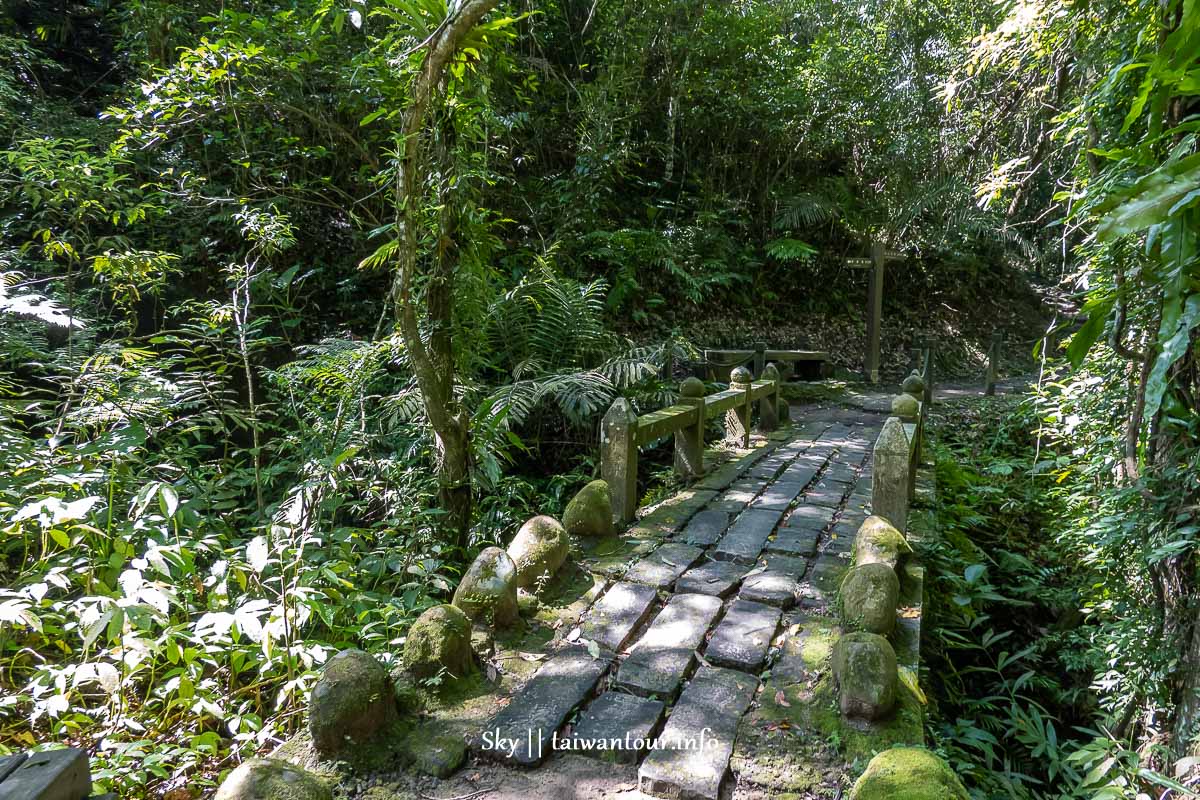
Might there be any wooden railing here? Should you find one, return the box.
[601,365,783,523]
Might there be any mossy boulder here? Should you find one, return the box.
[309,649,399,757]
[215,758,332,800]
[848,747,969,800]
[452,546,519,627]
[832,631,898,720]
[403,604,474,681]
[405,731,468,779]
[901,371,925,396]
[855,515,913,570]
[507,515,570,589]
[839,562,900,635]
[563,480,615,538]
[891,393,920,419]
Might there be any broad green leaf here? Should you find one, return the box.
[1097,153,1200,240]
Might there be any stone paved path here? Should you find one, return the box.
[474,404,886,799]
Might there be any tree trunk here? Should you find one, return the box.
[389,0,499,549]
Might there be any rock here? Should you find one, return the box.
[730,365,752,385]
[855,515,912,569]
[832,632,898,720]
[407,732,467,779]
[403,604,474,681]
[309,649,399,756]
[839,562,900,635]
[848,747,969,800]
[891,393,920,419]
[777,397,790,424]
[507,515,570,589]
[452,547,519,627]
[215,758,332,800]
[563,480,615,538]
[901,371,925,396]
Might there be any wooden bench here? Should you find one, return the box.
[0,749,113,800]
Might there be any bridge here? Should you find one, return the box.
[14,339,1000,800]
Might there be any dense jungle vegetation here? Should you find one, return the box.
[2,0,1200,796]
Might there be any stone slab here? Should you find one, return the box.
[568,691,665,764]
[581,581,659,653]
[478,651,610,766]
[676,560,747,598]
[759,553,808,576]
[750,481,806,511]
[0,754,27,784]
[639,490,719,533]
[712,509,782,565]
[638,666,759,800]
[784,503,835,530]
[740,570,800,609]
[802,481,846,508]
[0,747,90,800]
[625,543,704,589]
[705,598,782,672]
[779,464,819,487]
[804,554,849,603]
[765,526,819,558]
[677,510,731,547]
[616,593,722,698]
[824,521,857,554]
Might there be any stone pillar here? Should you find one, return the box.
[865,241,885,384]
[726,366,752,448]
[601,398,638,524]
[985,331,1002,396]
[758,363,780,432]
[661,340,675,381]
[753,342,767,378]
[871,416,910,531]
[674,377,707,480]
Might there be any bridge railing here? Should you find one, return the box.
[601,365,783,523]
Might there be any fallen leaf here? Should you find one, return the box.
[518,651,547,662]
[775,689,791,707]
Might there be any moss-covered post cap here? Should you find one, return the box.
[215,758,333,800]
[901,370,925,396]
[564,479,615,538]
[855,515,913,570]
[680,376,706,398]
[832,631,898,720]
[891,392,920,420]
[403,604,475,681]
[730,365,752,385]
[452,546,519,628]
[308,649,399,757]
[507,514,570,589]
[848,747,969,800]
[838,562,900,635]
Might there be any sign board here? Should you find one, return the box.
[844,258,872,269]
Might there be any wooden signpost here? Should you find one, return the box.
[846,243,907,384]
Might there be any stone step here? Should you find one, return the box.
[676,510,731,547]
[567,691,665,764]
[615,593,722,698]
[676,559,747,598]
[477,650,610,766]
[625,542,704,589]
[704,598,782,672]
[712,509,782,565]
[638,666,760,800]
[581,581,659,654]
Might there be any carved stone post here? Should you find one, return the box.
[758,363,780,432]
[872,416,910,531]
[985,331,1002,396]
[601,398,638,524]
[675,377,706,480]
[753,342,767,378]
[726,366,752,448]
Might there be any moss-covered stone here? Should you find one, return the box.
[832,631,898,720]
[854,515,913,570]
[403,604,474,681]
[215,758,332,800]
[563,480,615,538]
[308,649,400,757]
[848,747,969,800]
[404,731,467,778]
[452,546,519,628]
[901,371,925,396]
[777,397,790,425]
[507,514,570,589]
[891,393,920,419]
[517,589,540,616]
[839,562,900,635]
